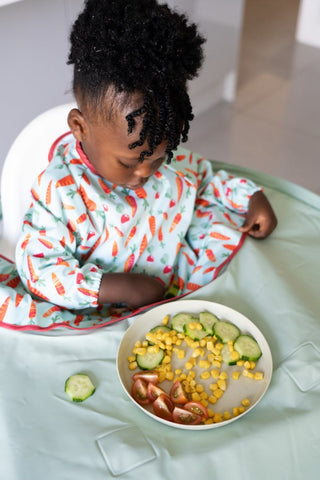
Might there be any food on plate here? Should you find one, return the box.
[127,310,264,425]
[65,373,96,402]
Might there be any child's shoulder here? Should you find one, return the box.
[171,145,208,171]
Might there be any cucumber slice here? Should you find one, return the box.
[65,374,96,402]
[183,319,208,341]
[171,313,197,333]
[136,348,165,370]
[214,321,240,343]
[149,325,171,334]
[221,344,240,365]
[234,335,262,361]
[199,311,219,335]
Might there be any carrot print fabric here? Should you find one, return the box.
[1,133,260,329]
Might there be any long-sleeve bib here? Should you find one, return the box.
[13,133,259,325]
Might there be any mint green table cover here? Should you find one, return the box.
[1,163,319,480]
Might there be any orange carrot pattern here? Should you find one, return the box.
[148,215,156,237]
[169,213,182,233]
[0,296,10,322]
[38,238,54,249]
[205,249,216,262]
[76,213,87,224]
[139,234,148,257]
[56,175,75,188]
[51,272,66,296]
[98,178,112,194]
[210,232,231,240]
[29,300,37,319]
[125,225,137,247]
[15,293,24,307]
[182,251,195,266]
[112,240,118,257]
[27,280,50,301]
[78,287,98,299]
[45,180,53,205]
[27,255,38,283]
[79,185,97,211]
[125,195,138,217]
[186,282,201,291]
[176,176,183,202]
[124,253,135,272]
[135,187,147,199]
[43,305,62,318]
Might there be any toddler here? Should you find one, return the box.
[15,0,277,318]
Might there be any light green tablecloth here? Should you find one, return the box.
[1,163,319,480]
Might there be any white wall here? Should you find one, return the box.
[0,0,84,171]
[296,0,320,48]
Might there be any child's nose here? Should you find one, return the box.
[134,161,154,179]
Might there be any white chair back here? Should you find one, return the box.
[0,103,76,260]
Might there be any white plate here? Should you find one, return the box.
[117,300,273,430]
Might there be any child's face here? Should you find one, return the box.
[68,96,167,190]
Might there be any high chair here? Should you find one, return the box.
[0,102,76,260]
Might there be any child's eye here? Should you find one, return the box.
[119,160,135,169]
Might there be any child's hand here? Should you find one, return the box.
[239,190,277,239]
[99,273,165,309]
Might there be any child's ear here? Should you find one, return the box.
[67,108,88,142]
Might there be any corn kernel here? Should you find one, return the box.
[174,368,182,375]
[232,371,241,380]
[215,343,224,351]
[129,361,137,370]
[219,371,228,380]
[241,398,250,407]
[134,341,142,348]
[195,384,204,393]
[206,341,214,351]
[207,408,215,418]
[177,350,185,359]
[127,356,136,362]
[213,388,224,399]
[208,395,217,404]
[191,392,201,401]
[212,360,221,368]
[239,406,245,414]
[200,339,207,347]
[185,362,193,370]
[134,347,147,355]
[166,371,174,381]
[243,369,254,379]
[230,351,240,362]
[244,361,251,369]
[162,315,169,325]
[209,383,218,391]
[233,407,240,417]
[213,413,223,423]
[237,360,244,366]
[200,371,210,380]
[199,391,208,400]
[199,360,210,369]
[254,372,264,380]
[210,369,220,379]
[200,399,209,408]
[223,411,232,420]
[204,418,214,425]
[180,373,187,380]
[217,379,226,391]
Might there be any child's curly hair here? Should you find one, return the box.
[68,0,205,162]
